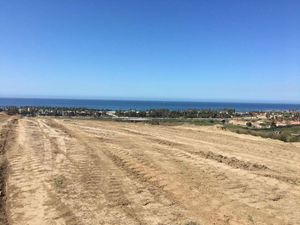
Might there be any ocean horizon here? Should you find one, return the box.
[0,98,300,112]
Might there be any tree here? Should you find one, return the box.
[7,107,18,115]
[246,121,252,127]
[270,120,277,131]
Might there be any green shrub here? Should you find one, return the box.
[53,175,66,188]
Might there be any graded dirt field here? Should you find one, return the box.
[1,116,300,225]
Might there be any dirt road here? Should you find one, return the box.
[2,116,300,225]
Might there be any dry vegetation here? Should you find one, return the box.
[1,115,300,225]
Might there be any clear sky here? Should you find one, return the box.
[0,0,299,103]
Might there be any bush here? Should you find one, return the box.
[278,133,288,142]
[246,122,252,127]
[53,175,66,188]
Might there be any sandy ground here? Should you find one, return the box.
[1,116,300,225]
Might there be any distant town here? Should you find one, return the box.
[1,105,300,128]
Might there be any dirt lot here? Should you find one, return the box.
[1,116,300,225]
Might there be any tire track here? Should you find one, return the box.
[49,119,192,225]
[6,119,66,225]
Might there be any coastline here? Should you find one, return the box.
[0,97,300,112]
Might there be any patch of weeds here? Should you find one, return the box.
[248,215,255,224]
[53,175,66,189]
[184,221,199,225]
[225,124,300,142]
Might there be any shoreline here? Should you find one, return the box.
[0,98,300,112]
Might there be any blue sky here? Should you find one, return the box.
[0,0,299,103]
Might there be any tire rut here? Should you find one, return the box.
[49,119,192,225]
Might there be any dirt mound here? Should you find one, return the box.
[0,161,8,225]
[196,150,269,171]
[0,118,18,225]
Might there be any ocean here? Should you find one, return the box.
[0,98,299,112]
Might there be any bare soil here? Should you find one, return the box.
[2,116,300,225]
[0,113,18,225]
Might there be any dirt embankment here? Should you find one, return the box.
[0,118,18,225]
